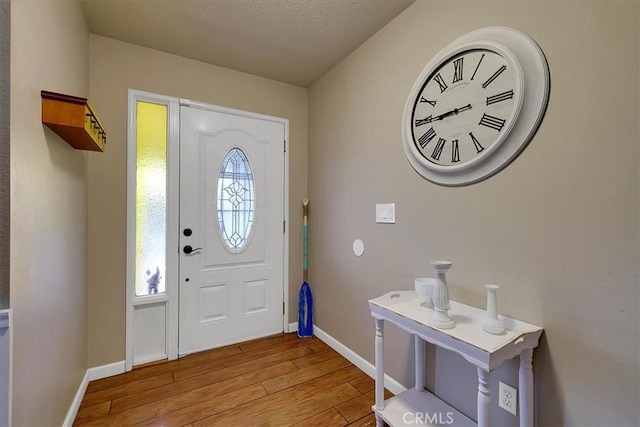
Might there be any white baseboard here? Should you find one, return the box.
[63,360,126,426]
[0,309,13,427]
[88,360,126,381]
[62,370,88,427]
[312,324,407,396]
[288,321,298,333]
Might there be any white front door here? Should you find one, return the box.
[179,105,285,355]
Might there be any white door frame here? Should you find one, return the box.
[126,90,289,371]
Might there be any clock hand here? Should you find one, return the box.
[435,110,457,120]
[433,104,473,121]
[455,104,472,113]
[415,116,436,126]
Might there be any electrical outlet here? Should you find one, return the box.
[499,381,517,416]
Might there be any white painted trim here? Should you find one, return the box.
[62,370,88,427]
[63,361,126,426]
[126,90,181,371]
[282,119,290,334]
[288,321,298,333]
[0,309,12,427]
[87,360,126,381]
[166,99,181,363]
[313,325,407,396]
[125,89,136,372]
[182,100,289,126]
[132,294,169,307]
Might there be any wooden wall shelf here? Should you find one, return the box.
[41,90,107,152]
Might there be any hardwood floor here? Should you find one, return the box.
[74,333,392,426]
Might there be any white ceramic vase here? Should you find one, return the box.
[429,260,455,329]
[482,284,505,335]
[415,278,435,310]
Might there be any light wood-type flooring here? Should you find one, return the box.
[74,333,392,426]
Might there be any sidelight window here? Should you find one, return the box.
[135,101,167,296]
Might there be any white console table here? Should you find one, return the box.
[369,291,543,427]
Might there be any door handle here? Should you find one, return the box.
[183,245,202,254]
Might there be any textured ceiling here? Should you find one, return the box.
[80,0,416,87]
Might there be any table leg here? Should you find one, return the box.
[375,318,385,427]
[415,335,425,391]
[477,368,491,427]
[519,348,534,427]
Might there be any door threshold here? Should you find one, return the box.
[133,358,169,370]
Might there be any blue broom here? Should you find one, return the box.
[298,198,313,337]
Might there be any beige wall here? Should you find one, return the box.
[0,0,9,310]
[10,0,89,425]
[308,1,639,426]
[87,35,308,366]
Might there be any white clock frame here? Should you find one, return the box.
[402,27,550,186]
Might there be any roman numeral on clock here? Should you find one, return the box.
[431,138,446,161]
[478,113,506,132]
[415,116,433,127]
[452,140,460,163]
[452,57,464,83]
[482,65,507,89]
[486,90,514,105]
[433,73,448,93]
[420,97,436,107]
[418,127,436,148]
[469,132,484,153]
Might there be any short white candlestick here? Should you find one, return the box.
[482,284,505,335]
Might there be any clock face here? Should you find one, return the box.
[410,48,523,170]
[402,28,550,186]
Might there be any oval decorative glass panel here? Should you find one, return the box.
[217,147,255,253]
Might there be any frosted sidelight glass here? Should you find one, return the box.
[135,101,167,296]
[217,148,255,253]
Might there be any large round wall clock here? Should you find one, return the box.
[402,27,550,186]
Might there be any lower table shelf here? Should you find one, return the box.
[374,388,476,427]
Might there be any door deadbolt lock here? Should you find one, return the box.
[183,228,193,236]
[183,245,202,254]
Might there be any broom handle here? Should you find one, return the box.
[302,198,309,282]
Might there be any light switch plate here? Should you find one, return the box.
[376,203,395,224]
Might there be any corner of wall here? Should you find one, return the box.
[10,0,90,424]
[0,0,10,311]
